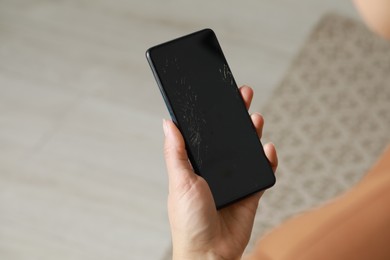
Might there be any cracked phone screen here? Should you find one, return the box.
[147,29,275,208]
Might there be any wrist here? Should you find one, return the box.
[173,249,242,260]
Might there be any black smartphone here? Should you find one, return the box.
[146,28,275,209]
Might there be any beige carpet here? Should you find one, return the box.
[163,13,390,259]
[249,13,390,250]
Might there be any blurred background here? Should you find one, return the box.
[0,0,361,259]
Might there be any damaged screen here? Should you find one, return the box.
[146,29,275,208]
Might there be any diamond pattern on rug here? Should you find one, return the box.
[249,13,390,251]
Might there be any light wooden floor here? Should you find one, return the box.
[0,1,359,259]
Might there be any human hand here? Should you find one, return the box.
[163,85,278,260]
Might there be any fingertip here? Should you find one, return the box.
[239,85,254,110]
[163,119,193,176]
[240,85,253,91]
[163,119,183,151]
[163,118,169,137]
[251,113,264,138]
[251,112,264,124]
[163,119,181,140]
[264,142,278,173]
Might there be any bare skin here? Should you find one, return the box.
[163,86,278,260]
[354,0,390,39]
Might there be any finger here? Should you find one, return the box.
[245,190,264,205]
[239,85,253,110]
[229,190,264,215]
[250,113,264,139]
[263,142,278,173]
[163,119,194,187]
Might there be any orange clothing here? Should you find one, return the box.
[247,146,390,260]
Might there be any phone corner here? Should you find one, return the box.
[145,47,153,60]
[203,28,216,35]
[268,173,277,189]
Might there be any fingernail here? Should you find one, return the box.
[255,112,263,118]
[163,119,168,137]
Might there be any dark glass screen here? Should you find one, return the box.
[147,29,275,208]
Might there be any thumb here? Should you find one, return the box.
[163,119,195,192]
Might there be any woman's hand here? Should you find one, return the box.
[163,85,278,260]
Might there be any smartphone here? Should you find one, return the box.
[146,28,275,209]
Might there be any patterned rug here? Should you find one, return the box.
[163,13,390,259]
[249,13,390,250]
